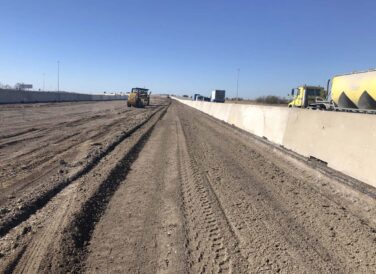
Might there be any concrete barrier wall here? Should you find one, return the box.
[179,100,290,145]
[174,98,376,188]
[283,110,376,188]
[0,89,127,104]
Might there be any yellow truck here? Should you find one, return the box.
[288,86,325,108]
[288,69,376,112]
[127,88,151,108]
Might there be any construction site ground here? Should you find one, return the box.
[0,98,375,273]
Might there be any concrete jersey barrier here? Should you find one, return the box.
[283,110,376,187]
[177,100,289,145]
[173,98,376,189]
[0,89,127,104]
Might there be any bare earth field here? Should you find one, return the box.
[0,99,375,273]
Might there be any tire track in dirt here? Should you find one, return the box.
[176,102,376,273]
[2,110,148,185]
[0,127,39,140]
[195,110,376,270]
[176,112,248,273]
[0,107,163,237]
[0,103,134,173]
[0,102,169,273]
[34,104,169,273]
[85,104,187,273]
[184,115,336,272]
[0,108,142,178]
[83,103,248,274]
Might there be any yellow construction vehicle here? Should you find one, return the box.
[288,86,325,108]
[288,69,376,112]
[127,88,151,108]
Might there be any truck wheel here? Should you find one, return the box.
[127,102,131,107]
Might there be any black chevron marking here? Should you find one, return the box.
[338,91,358,109]
[358,91,376,110]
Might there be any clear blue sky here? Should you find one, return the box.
[1,0,376,98]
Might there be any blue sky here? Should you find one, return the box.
[1,0,376,98]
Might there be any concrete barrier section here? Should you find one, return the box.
[0,89,127,104]
[177,100,289,145]
[283,110,376,188]
[174,98,376,188]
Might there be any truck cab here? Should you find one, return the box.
[288,86,325,108]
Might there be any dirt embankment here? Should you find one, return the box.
[0,99,375,273]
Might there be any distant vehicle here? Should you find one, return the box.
[127,87,151,108]
[193,94,200,101]
[211,90,226,103]
[195,95,210,102]
[15,83,33,91]
[196,95,203,101]
[182,95,189,98]
[289,70,376,113]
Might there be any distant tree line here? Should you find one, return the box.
[226,97,244,101]
[254,95,288,104]
[0,82,13,89]
[226,95,288,105]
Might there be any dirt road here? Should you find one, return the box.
[0,100,164,234]
[0,100,375,273]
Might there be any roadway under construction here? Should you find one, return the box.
[0,98,375,273]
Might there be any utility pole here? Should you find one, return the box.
[236,68,240,101]
[57,61,60,92]
[43,73,45,91]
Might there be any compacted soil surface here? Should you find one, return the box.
[0,99,375,273]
